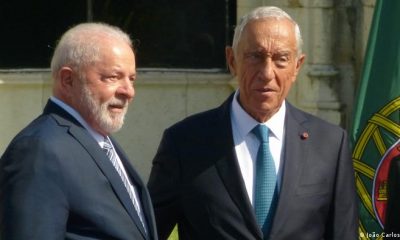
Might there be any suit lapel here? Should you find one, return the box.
[270,103,309,235]
[112,138,155,239]
[213,95,263,239]
[44,100,148,239]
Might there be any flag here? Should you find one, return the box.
[351,0,400,239]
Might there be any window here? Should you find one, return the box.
[0,0,236,69]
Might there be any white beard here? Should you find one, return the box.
[79,84,128,134]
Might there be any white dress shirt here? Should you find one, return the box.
[230,90,286,204]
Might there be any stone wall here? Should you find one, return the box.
[0,0,376,180]
[0,70,234,180]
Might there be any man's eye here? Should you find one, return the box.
[245,53,262,61]
[274,55,290,67]
[249,53,259,58]
[104,75,118,81]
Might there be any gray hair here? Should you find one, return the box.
[232,6,303,57]
[50,22,133,77]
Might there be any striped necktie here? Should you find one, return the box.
[252,124,278,239]
[103,137,147,233]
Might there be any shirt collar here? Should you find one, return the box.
[50,96,105,146]
[231,90,286,140]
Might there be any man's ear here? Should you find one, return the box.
[59,67,74,90]
[225,46,236,76]
[295,54,306,73]
[53,67,76,101]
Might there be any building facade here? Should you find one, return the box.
[0,0,376,179]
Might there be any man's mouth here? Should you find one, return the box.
[108,101,127,113]
[256,87,274,93]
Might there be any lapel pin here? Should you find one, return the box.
[301,132,309,140]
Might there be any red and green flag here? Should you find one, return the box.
[351,0,400,239]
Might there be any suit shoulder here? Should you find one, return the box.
[16,114,66,139]
[307,112,342,129]
[168,105,226,133]
[3,114,71,156]
[288,103,346,134]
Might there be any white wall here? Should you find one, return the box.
[0,0,376,181]
[0,70,234,180]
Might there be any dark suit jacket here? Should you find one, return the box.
[0,100,157,240]
[148,94,357,240]
[385,155,400,235]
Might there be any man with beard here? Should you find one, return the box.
[0,23,157,240]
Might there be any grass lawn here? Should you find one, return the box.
[167,225,179,240]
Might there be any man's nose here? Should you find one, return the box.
[117,77,135,100]
[259,58,274,81]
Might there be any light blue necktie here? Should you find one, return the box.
[103,137,148,233]
[252,124,278,239]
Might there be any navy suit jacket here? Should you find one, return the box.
[0,100,157,240]
[148,94,357,240]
